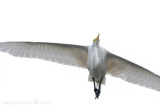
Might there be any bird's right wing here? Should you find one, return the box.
[107,53,160,91]
[0,42,88,68]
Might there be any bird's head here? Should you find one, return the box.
[93,34,100,45]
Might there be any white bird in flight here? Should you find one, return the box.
[0,34,160,99]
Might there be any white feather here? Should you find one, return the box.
[0,42,88,68]
[107,53,160,91]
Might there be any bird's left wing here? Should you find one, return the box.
[0,42,88,68]
[107,53,160,91]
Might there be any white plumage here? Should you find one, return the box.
[0,42,88,68]
[0,34,160,98]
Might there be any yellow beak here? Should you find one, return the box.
[93,33,100,43]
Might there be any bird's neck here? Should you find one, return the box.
[92,42,99,48]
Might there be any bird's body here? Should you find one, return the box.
[0,34,160,99]
[87,42,108,84]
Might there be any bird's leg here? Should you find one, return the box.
[99,78,102,92]
[92,77,98,99]
[92,77,102,99]
[92,77,96,89]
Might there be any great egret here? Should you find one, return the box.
[0,34,160,99]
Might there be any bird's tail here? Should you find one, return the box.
[88,74,106,85]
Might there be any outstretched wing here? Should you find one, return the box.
[107,53,160,91]
[0,42,88,68]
